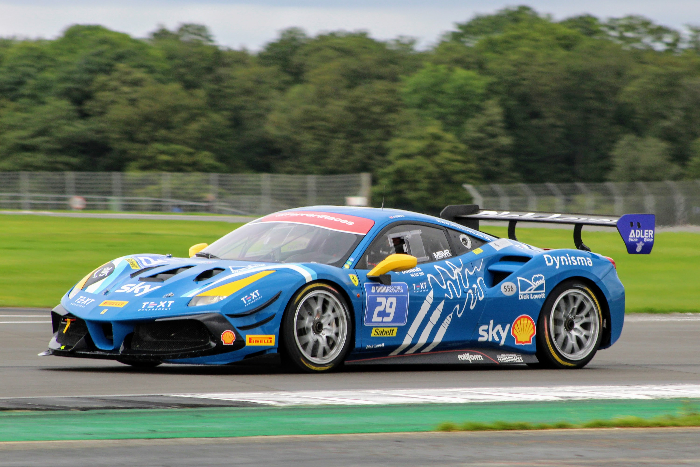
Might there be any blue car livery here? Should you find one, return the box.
[43,205,654,371]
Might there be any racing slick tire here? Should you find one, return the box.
[534,280,603,369]
[281,283,353,373]
[117,359,162,368]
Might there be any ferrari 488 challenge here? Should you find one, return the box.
[43,205,655,371]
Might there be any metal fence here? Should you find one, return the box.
[464,180,700,226]
[0,172,372,216]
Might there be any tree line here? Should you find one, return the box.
[1,6,700,214]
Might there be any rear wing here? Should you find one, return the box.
[440,205,655,254]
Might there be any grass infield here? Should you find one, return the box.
[0,215,697,311]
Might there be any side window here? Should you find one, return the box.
[446,228,486,256]
[359,224,453,269]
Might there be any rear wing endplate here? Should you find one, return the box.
[440,205,655,254]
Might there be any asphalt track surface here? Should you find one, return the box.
[2,309,700,400]
[2,430,700,466]
[2,309,700,465]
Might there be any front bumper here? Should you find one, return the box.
[44,305,245,362]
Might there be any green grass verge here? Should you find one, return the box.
[0,215,698,311]
[0,215,240,307]
[1,399,698,442]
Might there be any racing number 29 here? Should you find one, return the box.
[372,297,396,323]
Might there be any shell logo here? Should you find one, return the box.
[221,330,236,345]
[511,315,536,345]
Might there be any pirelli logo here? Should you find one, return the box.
[246,335,275,346]
[99,300,128,307]
[371,328,397,337]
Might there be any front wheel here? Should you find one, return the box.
[535,281,603,369]
[281,283,353,373]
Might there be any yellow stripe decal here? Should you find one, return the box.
[197,271,275,297]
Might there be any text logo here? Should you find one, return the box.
[241,290,262,306]
[125,258,140,269]
[412,282,429,293]
[478,320,511,346]
[366,343,385,350]
[517,274,545,300]
[99,300,128,307]
[500,281,516,296]
[115,283,162,297]
[457,353,484,362]
[371,328,397,337]
[139,300,174,311]
[511,315,536,345]
[246,335,275,346]
[72,296,95,308]
[497,353,524,364]
[544,254,592,269]
[433,249,452,261]
[349,274,359,287]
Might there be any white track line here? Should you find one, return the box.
[0,321,51,324]
[171,384,700,407]
[625,314,700,322]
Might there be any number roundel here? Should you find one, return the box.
[363,282,409,326]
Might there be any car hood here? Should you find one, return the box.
[61,254,316,321]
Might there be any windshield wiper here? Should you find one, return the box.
[195,252,219,259]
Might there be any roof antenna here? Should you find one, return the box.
[381,185,385,210]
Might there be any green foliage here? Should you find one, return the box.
[0,9,699,215]
[608,135,680,181]
[401,64,489,134]
[376,115,480,215]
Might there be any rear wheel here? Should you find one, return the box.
[535,281,603,369]
[281,283,353,373]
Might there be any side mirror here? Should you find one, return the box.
[367,254,417,285]
[189,243,209,258]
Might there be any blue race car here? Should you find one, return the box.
[43,205,655,371]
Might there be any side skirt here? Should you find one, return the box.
[345,348,538,366]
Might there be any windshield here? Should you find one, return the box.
[202,222,363,266]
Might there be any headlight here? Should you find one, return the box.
[188,296,226,307]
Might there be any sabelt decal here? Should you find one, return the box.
[349,274,359,287]
[511,315,536,345]
[125,258,140,269]
[254,211,375,235]
[246,335,275,346]
[99,300,128,307]
[371,328,397,337]
[221,330,236,345]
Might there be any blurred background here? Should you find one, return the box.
[0,1,699,221]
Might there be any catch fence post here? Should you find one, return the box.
[260,173,271,215]
[20,171,30,210]
[462,184,483,207]
[605,182,623,216]
[545,182,564,212]
[519,183,537,211]
[111,172,122,212]
[306,175,317,206]
[665,181,686,225]
[491,184,509,210]
[162,172,171,212]
[360,173,372,206]
[636,181,655,215]
[575,182,594,213]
